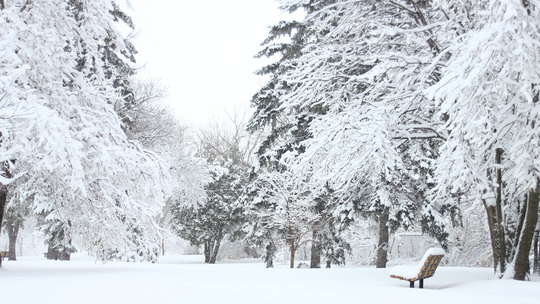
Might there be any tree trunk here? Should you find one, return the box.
[0,185,7,268]
[209,242,221,264]
[0,160,13,267]
[208,224,224,264]
[288,224,297,269]
[376,212,389,268]
[264,239,275,268]
[533,228,539,274]
[204,241,211,263]
[310,230,321,268]
[7,221,20,261]
[484,202,500,273]
[495,148,507,274]
[162,238,165,256]
[513,180,540,280]
[511,195,528,257]
[290,238,296,269]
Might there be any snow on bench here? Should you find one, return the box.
[389,248,445,289]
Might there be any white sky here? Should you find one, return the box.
[124,0,298,125]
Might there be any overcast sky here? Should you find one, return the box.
[125,0,299,125]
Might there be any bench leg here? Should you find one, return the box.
[419,279,424,289]
[409,281,414,288]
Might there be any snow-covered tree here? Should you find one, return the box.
[273,0,540,278]
[110,77,202,256]
[427,0,540,280]
[0,0,173,264]
[114,78,180,150]
[250,0,449,268]
[172,159,246,263]
[171,107,259,263]
[2,191,30,261]
[248,0,359,269]
[243,169,320,268]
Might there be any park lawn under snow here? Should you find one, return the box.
[1,254,538,304]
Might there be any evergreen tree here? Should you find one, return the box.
[171,109,258,263]
[247,0,361,269]
[172,158,246,263]
[250,0,448,268]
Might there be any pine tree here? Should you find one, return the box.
[172,159,246,263]
[248,0,365,269]
[171,110,257,263]
[250,0,449,268]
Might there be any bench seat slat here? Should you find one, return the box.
[389,248,444,288]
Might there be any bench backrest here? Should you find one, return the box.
[417,254,444,279]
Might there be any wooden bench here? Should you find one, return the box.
[389,248,445,288]
[0,251,8,261]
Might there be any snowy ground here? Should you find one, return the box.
[1,254,538,304]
